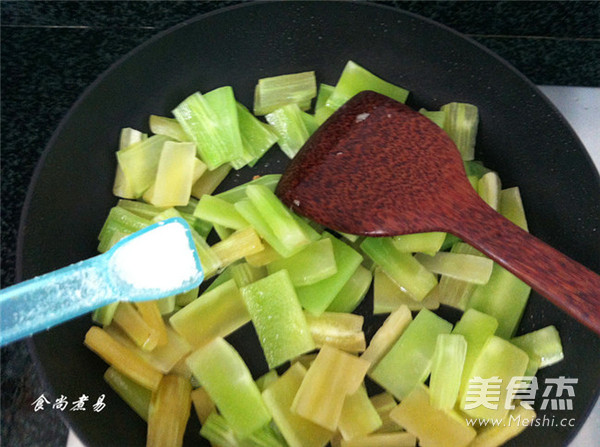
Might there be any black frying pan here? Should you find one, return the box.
[17,2,600,446]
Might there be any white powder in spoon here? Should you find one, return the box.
[109,221,200,291]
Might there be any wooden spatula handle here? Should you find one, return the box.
[449,197,600,335]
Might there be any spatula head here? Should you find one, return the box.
[276,91,475,236]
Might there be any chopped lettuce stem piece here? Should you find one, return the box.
[149,115,190,142]
[172,88,243,170]
[429,334,467,410]
[192,158,207,183]
[389,385,477,447]
[459,336,529,420]
[419,108,445,128]
[97,206,151,246]
[191,387,216,425]
[296,233,364,315]
[174,286,199,307]
[256,370,279,392]
[370,392,401,434]
[214,223,234,240]
[373,267,439,314]
[113,127,146,198]
[326,61,409,111]
[210,227,264,268]
[195,194,249,230]
[361,305,412,369]
[315,83,336,124]
[104,366,151,421]
[265,104,311,158]
[467,263,531,339]
[199,412,240,447]
[452,309,499,397]
[236,199,298,257]
[146,375,191,447]
[241,270,315,368]
[116,135,172,197]
[340,432,417,447]
[216,174,281,203]
[92,302,119,326]
[499,186,529,231]
[511,325,564,368]
[246,240,282,266]
[327,265,372,313]
[339,385,382,440]
[170,279,250,348]
[237,103,279,166]
[414,251,493,284]
[155,295,176,315]
[200,412,285,447]
[437,242,485,310]
[301,111,320,135]
[244,184,311,254]
[105,324,191,375]
[361,237,437,301]
[112,302,160,351]
[477,171,502,210]
[191,163,232,198]
[267,238,337,286]
[190,228,222,278]
[117,199,165,220]
[464,160,491,179]
[441,102,479,161]
[253,71,317,116]
[369,309,452,400]
[305,312,366,353]
[186,337,272,438]
[229,262,267,288]
[84,326,162,391]
[470,405,536,447]
[134,301,168,347]
[292,344,370,431]
[392,231,446,256]
[262,363,333,447]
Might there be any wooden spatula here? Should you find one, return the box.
[276,91,600,335]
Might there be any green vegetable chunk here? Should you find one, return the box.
[326,60,409,112]
[253,71,317,116]
[245,184,312,254]
[369,309,452,400]
[116,135,172,198]
[429,334,467,410]
[169,279,250,348]
[441,102,479,161]
[241,270,315,368]
[237,103,278,166]
[452,309,499,398]
[262,363,333,447]
[459,336,529,421]
[326,265,372,313]
[266,104,311,158]
[467,264,531,339]
[389,385,477,447]
[267,238,337,286]
[361,237,437,301]
[511,325,564,368]
[296,233,363,315]
[186,338,271,439]
[172,87,244,170]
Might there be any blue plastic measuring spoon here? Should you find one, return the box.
[0,217,203,346]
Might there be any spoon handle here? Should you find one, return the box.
[451,197,600,335]
[0,258,115,346]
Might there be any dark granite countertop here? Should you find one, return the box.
[1,1,598,446]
